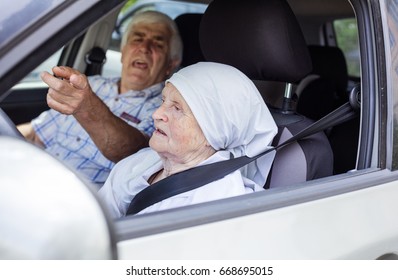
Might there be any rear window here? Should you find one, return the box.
[333,18,360,77]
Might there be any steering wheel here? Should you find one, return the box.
[0,107,24,138]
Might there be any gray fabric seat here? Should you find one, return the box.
[296,45,349,121]
[199,0,333,188]
[295,45,359,174]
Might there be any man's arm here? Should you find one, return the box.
[72,94,149,163]
[41,66,149,163]
[17,122,45,147]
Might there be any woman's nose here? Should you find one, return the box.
[152,105,167,121]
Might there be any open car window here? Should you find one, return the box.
[334,18,360,79]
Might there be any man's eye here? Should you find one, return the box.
[131,37,142,43]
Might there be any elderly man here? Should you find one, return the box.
[17,11,183,187]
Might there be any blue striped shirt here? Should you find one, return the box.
[32,76,163,187]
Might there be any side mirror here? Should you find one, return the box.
[0,137,116,259]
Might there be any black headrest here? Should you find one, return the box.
[307,45,348,93]
[199,0,311,83]
[174,13,205,67]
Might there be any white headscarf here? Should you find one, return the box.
[167,62,278,186]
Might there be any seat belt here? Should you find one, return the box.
[85,47,106,76]
[126,101,358,215]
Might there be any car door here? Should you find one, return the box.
[111,0,398,260]
[0,0,125,259]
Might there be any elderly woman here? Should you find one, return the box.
[98,62,278,218]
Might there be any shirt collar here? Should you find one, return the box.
[122,82,164,98]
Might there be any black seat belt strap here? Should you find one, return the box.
[85,47,106,76]
[126,102,358,215]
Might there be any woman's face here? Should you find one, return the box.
[149,83,210,163]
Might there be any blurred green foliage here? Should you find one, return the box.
[334,18,360,77]
[122,0,138,12]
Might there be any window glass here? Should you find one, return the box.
[102,0,207,78]
[0,0,65,50]
[384,0,398,170]
[110,1,207,51]
[333,18,360,77]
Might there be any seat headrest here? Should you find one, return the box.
[174,13,205,67]
[199,0,311,83]
[307,45,348,93]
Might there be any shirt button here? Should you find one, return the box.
[55,153,60,157]
[76,137,81,142]
[115,98,119,101]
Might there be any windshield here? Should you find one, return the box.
[0,0,65,51]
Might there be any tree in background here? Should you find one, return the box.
[334,19,360,77]
[122,0,138,12]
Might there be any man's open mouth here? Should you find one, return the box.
[133,60,148,69]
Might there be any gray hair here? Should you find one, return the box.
[121,11,183,67]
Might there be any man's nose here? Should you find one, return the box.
[138,40,152,53]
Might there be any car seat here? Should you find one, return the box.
[199,0,334,188]
[174,13,205,68]
[295,45,360,174]
[296,45,349,121]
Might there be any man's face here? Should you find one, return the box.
[120,22,173,92]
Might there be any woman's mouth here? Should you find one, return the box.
[155,128,167,136]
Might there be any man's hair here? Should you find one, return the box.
[121,11,183,68]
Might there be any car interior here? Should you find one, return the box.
[0,0,361,190]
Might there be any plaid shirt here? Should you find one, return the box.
[32,76,163,187]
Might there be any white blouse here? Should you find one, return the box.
[98,148,263,218]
